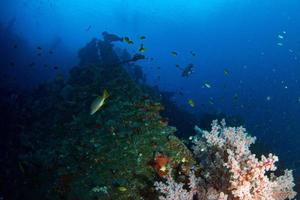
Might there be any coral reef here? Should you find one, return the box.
[1,33,296,199]
[155,120,296,200]
[11,36,195,199]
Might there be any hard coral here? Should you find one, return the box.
[155,120,297,200]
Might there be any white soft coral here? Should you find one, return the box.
[155,120,296,200]
[154,171,199,200]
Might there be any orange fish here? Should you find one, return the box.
[152,154,169,177]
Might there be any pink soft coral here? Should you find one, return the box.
[154,171,199,200]
[155,120,296,200]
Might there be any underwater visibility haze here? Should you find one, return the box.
[1,0,300,199]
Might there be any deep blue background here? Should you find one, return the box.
[1,0,300,185]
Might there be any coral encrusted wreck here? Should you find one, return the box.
[14,36,194,200]
[155,120,296,200]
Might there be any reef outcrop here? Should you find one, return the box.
[12,36,195,200]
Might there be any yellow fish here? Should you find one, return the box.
[209,97,214,105]
[139,44,146,53]
[123,37,134,44]
[117,186,127,192]
[188,99,195,107]
[18,162,25,174]
[171,51,178,56]
[190,51,196,56]
[90,89,109,115]
[123,36,130,42]
[140,36,146,40]
[55,73,63,81]
[203,82,212,88]
[224,68,229,75]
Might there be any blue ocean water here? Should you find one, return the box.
[1,0,300,198]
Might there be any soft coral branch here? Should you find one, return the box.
[155,120,296,200]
